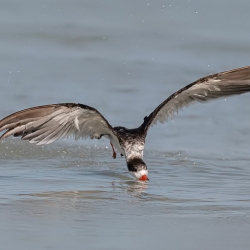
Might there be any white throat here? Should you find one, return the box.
[130,169,148,180]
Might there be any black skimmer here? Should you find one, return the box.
[1,66,250,181]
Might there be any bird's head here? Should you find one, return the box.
[127,158,149,181]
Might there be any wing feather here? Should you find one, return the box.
[141,66,250,132]
[0,103,117,145]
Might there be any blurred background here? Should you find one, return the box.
[0,1,250,250]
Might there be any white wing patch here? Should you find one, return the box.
[74,116,80,131]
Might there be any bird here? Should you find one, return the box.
[1,66,250,181]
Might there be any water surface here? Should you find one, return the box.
[1,1,250,249]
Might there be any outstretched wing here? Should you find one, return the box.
[0,103,117,145]
[141,66,250,132]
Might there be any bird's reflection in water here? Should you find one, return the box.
[111,180,148,199]
[126,181,148,199]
